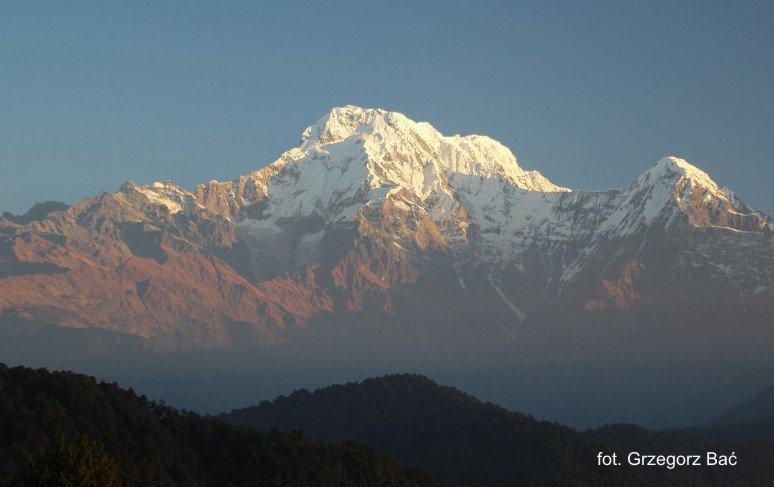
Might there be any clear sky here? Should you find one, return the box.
[2,1,773,215]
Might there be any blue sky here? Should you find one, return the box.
[2,1,773,215]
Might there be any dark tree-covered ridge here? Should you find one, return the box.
[0,364,434,486]
[222,373,774,487]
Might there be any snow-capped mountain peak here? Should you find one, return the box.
[109,108,771,292]
[92,109,772,290]
[300,105,388,145]
[642,156,723,193]
[218,107,574,280]
[294,106,567,194]
[600,155,772,236]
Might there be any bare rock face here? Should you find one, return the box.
[0,107,772,362]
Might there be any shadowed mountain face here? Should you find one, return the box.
[1,106,773,427]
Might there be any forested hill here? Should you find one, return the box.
[3,364,773,486]
[0,364,434,486]
[221,374,774,487]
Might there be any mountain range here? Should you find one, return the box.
[1,106,772,427]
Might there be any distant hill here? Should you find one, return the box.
[686,384,774,443]
[0,364,434,486]
[714,385,774,425]
[220,373,774,486]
